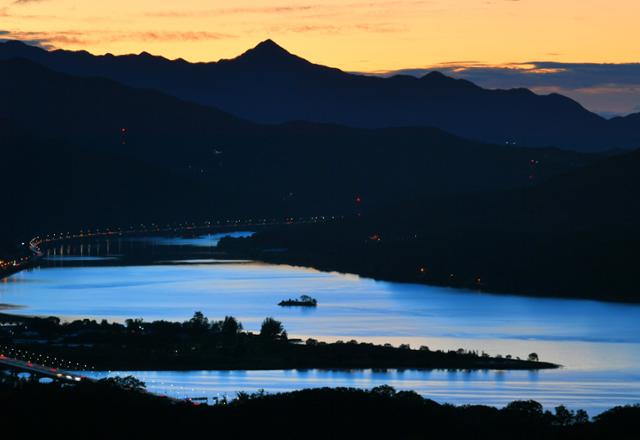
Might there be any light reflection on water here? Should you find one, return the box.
[85,369,640,415]
[43,256,120,262]
[2,236,640,413]
[3,262,639,369]
[130,231,254,247]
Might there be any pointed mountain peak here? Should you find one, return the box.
[252,39,289,55]
[245,39,291,57]
[233,39,299,64]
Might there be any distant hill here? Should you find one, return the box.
[0,119,219,240]
[0,58,594,224]
[221,148,640,301]
[1,39,639,152]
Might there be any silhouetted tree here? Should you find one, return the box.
[554,405,574,426]
[125,318,144,333]
[100,376,146,392]
[528,352,539,362]
[371,385,397,398]
[221,316,242,335]
[260,317,284,339]
[186,311,209,332]
[504,400,544,417]
[575,409,589,424]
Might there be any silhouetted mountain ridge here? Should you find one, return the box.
[2,39,638,151]
[0,58,593,235]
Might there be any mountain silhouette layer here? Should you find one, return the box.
[0,58,593,230]
[1,39,639,152]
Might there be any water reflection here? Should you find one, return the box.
[131,231,254,247]
[2,234,640,412]
[85,369,640,415]
[44,256,119,262]
[2,262,640,370]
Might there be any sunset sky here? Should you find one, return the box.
[2,0,640,115]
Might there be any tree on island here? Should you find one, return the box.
[221,316,242,335]
[186,311,209,332]
[528,352,539,362]
[505,400,544,418]
[125,318,144,333]
[278,295,317,307]
[260,317,285,339]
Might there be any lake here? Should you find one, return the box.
[2,233,639,414]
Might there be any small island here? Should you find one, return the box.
[278,295,318,307]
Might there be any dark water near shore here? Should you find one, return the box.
[2,233,639,414]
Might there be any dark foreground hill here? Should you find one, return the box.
[219,148,640,301]
[1,39,639,152]
[0,380,637,439]
[0,58,593,238]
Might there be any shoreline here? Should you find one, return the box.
[10,230,640,304]
[1,312,559,372]
[0,304,23,310]
[219,245,640,305]
[7,236,640,306]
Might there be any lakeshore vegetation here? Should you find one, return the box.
[0,312,554,371]
[0,376,637,439]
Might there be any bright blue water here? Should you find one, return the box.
[86,369,640,415]
[131,231,254,247]
[2,235,639,414]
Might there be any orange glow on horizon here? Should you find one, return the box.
[1,0,639,72]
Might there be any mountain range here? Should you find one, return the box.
[0,57,593,237]
[1,39,640,301]
[1,39,639,152]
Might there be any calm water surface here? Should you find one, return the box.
[2,234,639,414]
[84,369,639,415]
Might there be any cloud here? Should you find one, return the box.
[0,5,60,20]
[266,22,404,35]
[118,31,235,42]
[370,61,640,116]
[378,61,640,89]
[0,29,236,49]
[145,1,432,19]
[146,5,321,18]
[13,0,48,4]
[0,30,60,49]
[0,29,90,48]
